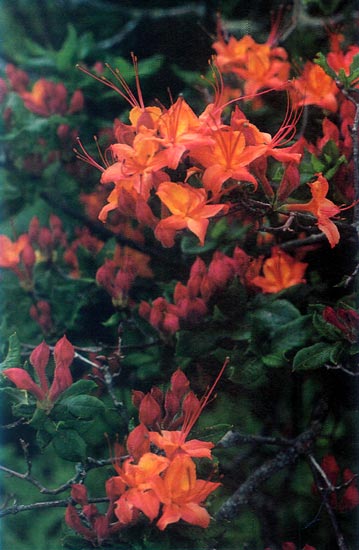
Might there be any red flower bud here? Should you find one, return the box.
[38,227,53,251]
[150,386,164,406]
[126,423,150,461]
[139,393,162,428]
[340,468,359,511]
[68,90,84,114]
[48,335,74,402]
[30,341,50,394]
[21,244,36,270]
[164,388,180,419]
[3,368,45,401]
[71,483,88,505]
[132,390,145,409]
[171,369,190,400]
[65,505,96,542]
[28,216,40,243]
[138,300,151,320]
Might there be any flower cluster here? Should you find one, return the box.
[65,365,226,541]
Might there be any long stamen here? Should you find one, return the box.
[73,137,106,172]
[270,90,303,148]
[77,55,145,110]
[182,357,230,439]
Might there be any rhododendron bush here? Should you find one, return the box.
[0,1,358,549]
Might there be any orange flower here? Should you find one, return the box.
[290,62,339,113]
[19,79,83,116]
[155,182,225,247]
[283,173,342,248]
[149,359,229,459]
[100,133,168,199]
[0,234,29,268]
[156,97,202,169]
[212,34,290,97]
[252,247,307,293]
[110,452,170,523]
[152,454,221,530]
[189,126,263,197]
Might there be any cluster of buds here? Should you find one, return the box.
[96,245,153,307]
[2,335,74,411]
[66,484,121,546]
[66,362,227,538]
[63,227,104,278]
[139,247,262,335]
[3,63,84,117]
[29,300,53,334]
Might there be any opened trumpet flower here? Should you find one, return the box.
[3,335,74,407]
[155,182,225,246]
[152,454,221,530]
[252,247,308,293]
[283,173,343,248]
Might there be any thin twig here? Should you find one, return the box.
[217,430,294,448]
[0,497,109,519]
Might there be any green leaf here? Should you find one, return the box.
[292,342,340,370]
[60,394,105,420]
[311,154,325,173]
[57,379,98,401]
[102,311,121,327]
[52,428,87,461]
[314,52,338,80]
[0,333,21,370]
[56,24,78,72]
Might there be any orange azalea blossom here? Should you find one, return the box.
[283,173,346,248]
[212,33,290,97]
[326,32,359,81]
[290,62,339,113]
[152,454,221,530]
[108,452,170,524]
[19,78,83,117]
[189,126,264,197]
[252,247,308,293]
[0,234,29,269]
[155,97,205,169]
[155,182,225,247]
[100,133,168,199]
[78,55,162,133]
[149,358,229,459]
[98,179,159,228]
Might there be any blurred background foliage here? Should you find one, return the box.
[0,1,359,549]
